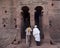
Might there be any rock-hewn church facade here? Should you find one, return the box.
[0,0,60,47]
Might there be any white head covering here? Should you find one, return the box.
[34,25,37,28]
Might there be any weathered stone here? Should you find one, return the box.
[0,0,60,48]
[0,29,17,48]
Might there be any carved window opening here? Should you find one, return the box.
[34,6,43,29]
[21,6,30,39]
[34,6,44,39]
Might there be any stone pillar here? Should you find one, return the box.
[16,6,21,42]
[29,7,35,28]
[42,5,50,44]
[16,18,21,42]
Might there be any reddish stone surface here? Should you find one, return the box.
[0,0,60,48]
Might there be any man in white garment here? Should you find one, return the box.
[33,25,40,46]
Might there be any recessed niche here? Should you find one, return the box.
[5,10,7,13]
[3,24,6,27]
[51,3,54,6]
[21,6,30,39]
[15,25,17,28]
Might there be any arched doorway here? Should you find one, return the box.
[34,6,44,39]
[21,6,30,39]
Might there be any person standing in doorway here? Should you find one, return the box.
[33,25,40,46]
[25,26,32,47]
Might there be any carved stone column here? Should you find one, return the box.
[42,5,51,44]
[29,7,35,28]
[16,6,21,42]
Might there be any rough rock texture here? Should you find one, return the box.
[0,0,60,48]
[0,29,17,48]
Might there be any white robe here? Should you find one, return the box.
[33,27,40,41]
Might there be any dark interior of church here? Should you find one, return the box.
[21,6,30,38]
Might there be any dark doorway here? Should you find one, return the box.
[21,6,30,39]
[34,6,44,39]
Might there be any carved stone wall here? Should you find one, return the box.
[0,0,60,47]
[49,1,60,43]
